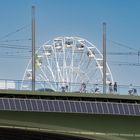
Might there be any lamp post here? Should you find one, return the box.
[103,22,106,93]
[32,6,35,91]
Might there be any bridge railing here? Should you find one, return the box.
[0,79,139,96]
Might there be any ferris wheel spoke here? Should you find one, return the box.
[45,65,56,82]
[62,42,67,81]
[74,72,81,84]
[41,48,57,82]
[54,50,63,82]
[39,67,49,81]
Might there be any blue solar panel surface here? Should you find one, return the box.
[0,98,139,116]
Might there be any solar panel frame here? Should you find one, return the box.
[118,103,124,115]
[0,99,4,110]
[107,103,114,114]
[137,105,140,115]
[133,104,136,115]
[96,102,103,114]
[133,104,139,115]
[58,100,65,112]
[25,99,33,111]
[75,101,82,113]
[42,100,49,112]
[123,104,130,115]
[80,101,88,113]
[64,101,71,112]
[41,99,45,111]
[128,104,135,115]
[69,101,76,113]
[53,100,60,112]
[2,98,5,110]
[15,99,22,111]
[85,102,92,113]
[112,103,119,114]
[31,99,38,111]
[48,100,55,112]
[20,99,27,111]
[102,102,109,114]
[36,99,44,112]
[3,98,10,110]
[62,100,67,112]
[91,102,98,114]
[7,98,11,110]
[9,98,16,110]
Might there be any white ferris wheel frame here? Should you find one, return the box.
[21,36,114,91]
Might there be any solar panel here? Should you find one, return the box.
[112,103,119,114]
[118,103,124,115]
[58,100,65,112]
[15,99,22,111]
[0,99,4,110]
[25,100,32,111]
[3,98,10,110]
[91,102,98,113]
[69,101,76,112]
[85,102,92,113]
[80,102,87,113]
[9,98,16,110]
[102,102,108,114]
[96,102,103,114]
[42,100,49,112]
[123,104,129,115]
[139,105,140,114]
[128,104,135,115]
[0,98,140,116]
[53,100,60,112]
[64,101,71,112]
[75,101,82,113]
[48,100,54,112]
[107,103,114,114]
[31,99,38,111]
[20,99,27,111]
[133,104,139,115]
[36,100,44,111]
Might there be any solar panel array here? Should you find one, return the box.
[0,98,139,116]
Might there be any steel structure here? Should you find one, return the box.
[21,36,114,92]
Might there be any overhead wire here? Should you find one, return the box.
[0,24,31,41]
[109,60,140,66]
[0,26,139,67]
[0,24,32,60]
[107,39,140,66]
[0,38,31,42]
[108,39,139,51]
[0,44,31,50]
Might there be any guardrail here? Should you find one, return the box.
[0,79,139,96]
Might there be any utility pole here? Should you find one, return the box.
[32,6,35,91]
[103,22,106,93]
[138,51,140,64]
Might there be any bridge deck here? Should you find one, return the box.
[0,90,140,140]
[0,89,140,101]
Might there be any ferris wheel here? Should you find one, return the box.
[21,36,114,92]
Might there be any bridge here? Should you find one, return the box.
[0,89,139,140]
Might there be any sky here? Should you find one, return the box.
[0,0,140,86]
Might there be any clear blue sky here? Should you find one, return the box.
[0,0,140,86]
